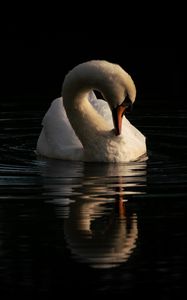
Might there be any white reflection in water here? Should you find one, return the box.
[41,160,147,269]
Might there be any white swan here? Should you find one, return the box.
[36,60,146,162]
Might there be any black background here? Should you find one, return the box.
[0,24,184,109]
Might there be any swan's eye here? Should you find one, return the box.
[121,96,133,114]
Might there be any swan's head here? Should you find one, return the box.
[95,60,136,136]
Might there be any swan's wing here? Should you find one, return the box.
[88,91,113,127]
[36,98,82,158]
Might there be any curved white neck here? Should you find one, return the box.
[62,61,118,111]
[62,62,114,148]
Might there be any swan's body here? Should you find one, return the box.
[37,60,146,162]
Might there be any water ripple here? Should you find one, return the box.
[0,103,187,295]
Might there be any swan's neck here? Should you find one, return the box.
[62,63,112,149]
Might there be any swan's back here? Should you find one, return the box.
[36,92,112,160]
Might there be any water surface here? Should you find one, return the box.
[0,101,186,298]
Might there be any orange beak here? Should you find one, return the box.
[112,105,126,136]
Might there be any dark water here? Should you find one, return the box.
[0,101,187,299]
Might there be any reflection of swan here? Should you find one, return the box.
[37,60,146,162]
[41,160,147,268]
[64,197,138,269]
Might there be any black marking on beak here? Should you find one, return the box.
[121,96,133,114]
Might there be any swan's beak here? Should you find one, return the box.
[112,105,126,136]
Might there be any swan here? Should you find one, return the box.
[36,60,146,162]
